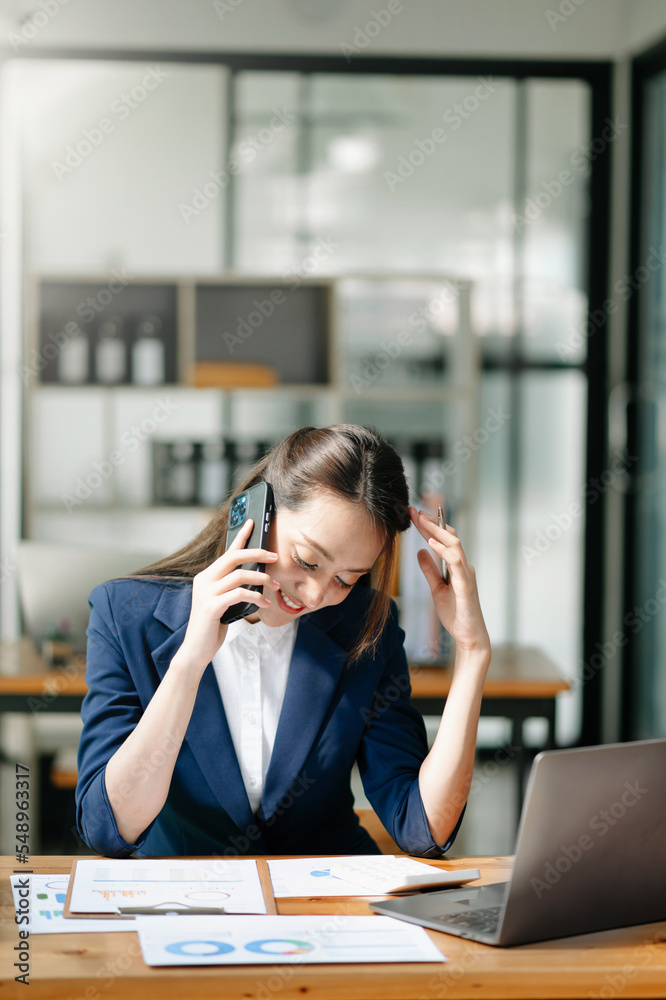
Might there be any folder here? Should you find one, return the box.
[63,857,276,919]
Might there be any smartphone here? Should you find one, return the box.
[220,481,274,624]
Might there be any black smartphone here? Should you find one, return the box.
[220,481,275,625]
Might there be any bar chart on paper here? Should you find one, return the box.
[67,859,268,915]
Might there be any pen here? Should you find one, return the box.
[117,904,226,915]
[437,504,450,584]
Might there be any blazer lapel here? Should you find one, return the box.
[261,610,347,821]
[150,582,256,836]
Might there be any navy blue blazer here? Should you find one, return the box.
[75,577,464,858]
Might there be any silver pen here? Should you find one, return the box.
[437,504,450,584]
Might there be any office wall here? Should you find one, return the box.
[621,0,666,54]
[0,0,640,60]
[20,61,225,275]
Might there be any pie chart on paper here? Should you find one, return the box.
[245,938,314,956]
[165,939,235,956]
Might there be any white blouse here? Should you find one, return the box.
[211,616,298,814]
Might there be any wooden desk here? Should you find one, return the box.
[0,639,87,715]
[1,640,569,719]
[0,642,568,824]
[410,646,570,822]
[2,855,665,999]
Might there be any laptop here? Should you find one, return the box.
[371,738,666,946]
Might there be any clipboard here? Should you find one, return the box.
[63,858,277,919]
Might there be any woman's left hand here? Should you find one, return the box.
[409,505,490,655]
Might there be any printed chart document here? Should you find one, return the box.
[66,858,269,917]
[135,914,447,966]
[10,875,136,934]
[327,856,480,894]
[268,857,369,896]
[268,856,479,897]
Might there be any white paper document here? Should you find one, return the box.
[68,858,267,915]
[10,875,136,934]
[268,856,478,897]
[268,856,384,896]
[135,914,446,966]
[327,856,481,894]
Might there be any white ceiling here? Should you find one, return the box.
[0,0,665,61]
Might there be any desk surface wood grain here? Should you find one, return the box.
[2,855,665,1000]
[0,638,87,696]
[0,640,570,701]
[410,645,571,699]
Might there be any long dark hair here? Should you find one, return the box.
[132,424,411,661]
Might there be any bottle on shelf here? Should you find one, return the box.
[132,314,165,385]
[198,439,229,508]
[232,439,258,491]
[57,323,89,384]
[167,440,199,505]
[95,316,126,384]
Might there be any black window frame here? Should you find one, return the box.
[622,36,666,739]
[8,46,613,745]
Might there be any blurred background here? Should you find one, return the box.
[0,0,664,856]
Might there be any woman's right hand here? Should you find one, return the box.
[175,518,280,672]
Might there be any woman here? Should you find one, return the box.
[75,424,490,858]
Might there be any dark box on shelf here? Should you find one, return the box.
[195,282,330,384]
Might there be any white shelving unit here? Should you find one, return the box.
[24,271,480,656]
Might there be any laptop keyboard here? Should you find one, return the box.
[437,905,503,936]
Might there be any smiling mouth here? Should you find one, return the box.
[277,588,306,614]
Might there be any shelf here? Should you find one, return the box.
[31,503,216,514]
[339,385,476,403]
[30,382,472,402]
[25,270,482,576]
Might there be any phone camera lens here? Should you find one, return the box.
[229,494,247,529]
